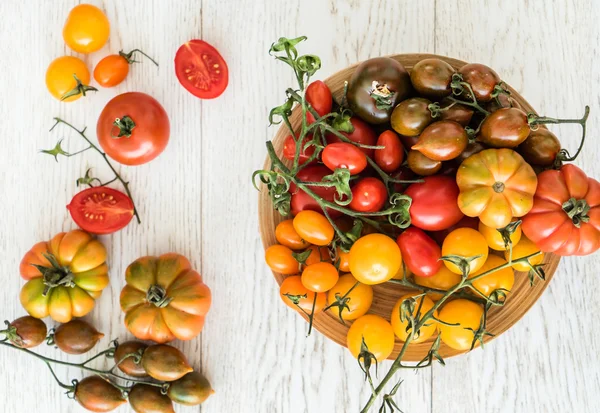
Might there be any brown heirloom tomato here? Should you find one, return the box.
[412,120,468,161]
[438,98,474,126]
[347,57,412,124]
[75,376,126,412]
[451,141,486,166]
[407,150,442,176]
[410,58,455,98]
[7,316,47,348]
[457,149,537,228]
[114,340,148,377]
[19,230,109,323]
[141,344,193,381]
[458,63,500,102]
[120,254,211,343]
[168,371,215,406]
[479,107,530,147]
[54,319,104,354]
[128,384,175,413]
[517,128,561,166]
[390,98,433,136]
[522,164,600,256]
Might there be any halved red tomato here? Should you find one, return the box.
[67,187,134,234]
[174,40,228,99]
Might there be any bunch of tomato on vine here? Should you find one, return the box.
[255,36,598,413]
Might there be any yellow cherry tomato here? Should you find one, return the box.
[327,273,373,321]
[414,266,461,301]
[63,4,110,53]
[279,275,326,314]
[505,236,544,272]
[276,219,310,250]
[438,299,483,351]
[336,246,350,272]
[468,255,514,298]
[441,228,489,275]
[301,262,339,292]
[293,211,334,246]
[347,314,395,362]
[478,220,522,251]
[303,245,330,267]
[45,56,94,102]
[391,294,437,343]
[265,245,298,275]
[349,234,402,285]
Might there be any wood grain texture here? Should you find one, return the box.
[0,1,596,413]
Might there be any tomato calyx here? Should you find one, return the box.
[357,337,378,386]
[492,181,505,193]
[119,49,159,67]
[146,285,173,308]
[31,253,76,296]
[60,74,98,101]
[111,116,136,139]
[369,81,396,110]
[562,197,591,228]
[0,321,25,348]
[323,280,360,325]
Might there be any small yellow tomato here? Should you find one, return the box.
[505,236,544,272]
[347,315,395,362]
[478,220,522,251]
[349,234,402,285]
[327,273,373,321]
[276,219,310,250]
[391,294,437,343]
[293,211,334,246]
[45,56,92,102]
[468,255,514,298]
[414,266,461,301]
[303,245,330,267]
[438,299,483,351]
[279,275,326,314]
[63,4,110,53]
[441,228,488,275]
[301,262,339,292]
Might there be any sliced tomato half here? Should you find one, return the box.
[67,187,134,234]
[174,39,229,99]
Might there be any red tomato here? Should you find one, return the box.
[327,117,377,157]
[430,216,480,245]
[349,178,387,212]
[404,175,464,231]
[67,187,134,234]
[283,135,316,165]
[322,143,368,175]
[305,81,332,123]
[174,39,228,99]
[392,166,416,193]
[397,227,442,277]
[374,130,404,173]
[97,92,170,166]
[290,165,341,218]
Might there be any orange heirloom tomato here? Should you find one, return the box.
[327,273,373,321]
[438,299,483,351]
[468,255,514,298]
[336,247,350,272]
[478,220,522,251]
[347,315,395,362]
[19,230,109,323]
[414,266,461,301]
[63,4,110,53]
[457,148,537,228]
[349,234,402,285]
[120,254,211,343]
[506,236,544,272]
[275,219,310,250]
[279,275,326,313]
[265,244,299,275]
[293,210,334,246]
[301,262,339,292]
[441,228,488,275]
[45,56,96,102]
[391,294,437,343]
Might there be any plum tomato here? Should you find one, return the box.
[391,294,437,343]
[293,210,334,246]
[114,341,148,378]
[404,175,464,231]
[441,228,489,275]
[45,56,95,102]
[7,316,47,349]
[438,299,483,351]
[468,255,514,299]
[438,97,474,126]
[54,320,104,355]
[305,80,333,123]
[479,107,530,148]
[128,384,175,413]
[414,266,462,301]
[349,234,402,285]
[410,58,455,98]
[406,150,442,176]
[349,177,388,213]
[347,314,395,362]
[175,40,229,99]
[412,120,468,161]
[390,98,434,136]
[336,246,351,272]
[67,187,134,235]
[322,142,368,175]
[396,228,442,277]
[458,63,500,102]
[75,376,126,412]
[63,4,110,54]
[505,236,544,272]
[265,245,299,275]
[327,273,373,321]
[283,135,316,165]
[478,220,522,251]
[327,117,377,157]
[275,219,310,250]
[301,262,339,292]
[167,371,215,406]
[374,130,404,173]
[141,344,193,381]
[279,275,326,313]
[94,49,158,88]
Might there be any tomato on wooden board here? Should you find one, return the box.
[506,236,544,271]
[75,376,126,412]
[67,187,134,234]
[301,262,339,292]
[349,234,402,285]
[265,244,299,275]
[275,219,310,250]
[349,177,387,212]
[97,92,170,166]
[46,56,95,102]
[94,49,158,88]
[128,384,175,413]
[396,228,442,277]
[404,175,464,231]
[19,230,109,323]
[414,266,461,301]
[327,117,377,157]
[283,135,316,165]
[438,299,483,351]
[441,228,489,275]
[522,164,600,256]
[279,275,326,313]
[293,210,334,246]
[290,165,341,218]
[374,130,404,173]
[175,39,228,99]
[167,371,214,406]
[63,4,110,54]
[327,273,373,321]
[120,254,211,343]
[468,255,514,298]
[322,142,368,175]
[305,81,333,123]
[391,294,437,343]
[347,314,395,362]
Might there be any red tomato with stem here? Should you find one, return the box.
[397,227,442,277]
[374,130,404,173]
[290,165,341,218]
[174,40,228,99]
[67,187,134,234]
[283,135,316,165]
[305,81,332,124]
[327,117,377,157]
[349,178,387,212]
[322,143,368,175]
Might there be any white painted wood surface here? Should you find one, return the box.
[0,0,598,412]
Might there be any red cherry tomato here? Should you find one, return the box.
[283,135,316,165]
[290,165,341,218]
[305,81,332,124]
[322,143,368,175]
[67,187,134,234]
[397,228,442,277]
[374,130,404,173]
[327,117,377,157]
[174,39,228,99]
[349,178,387,212]
[404,175,464,231]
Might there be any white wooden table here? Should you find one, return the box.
[1,0,599,412]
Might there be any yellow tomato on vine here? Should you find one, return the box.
[347,314,395,362]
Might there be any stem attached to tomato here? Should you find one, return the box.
[120,49,159,67]
[60,74,98,101]
[562,197,591,228]
[146,285,174,308]
[111,116,136,139]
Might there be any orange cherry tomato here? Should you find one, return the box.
[94,49,158,88]
[505,236,544,272]
[349,234,402,285]
[414,266,461,301]
[347,315,395,362]
[275,219,310,250]
[45,56,95,102]
[265,245,299,275]
[478,220,522,251]
[327,273,373,321]
[438,299,483,351]
[279,276,326,313]
[336,247,350,272]
[301,262,339,292]
[304,245,330,267]
[63,4,110,53]
[468,255,514,298]
[293,211,334,246]
[441,228,489,275]
[391,294,437,343]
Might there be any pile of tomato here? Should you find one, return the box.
[265,54,599,362]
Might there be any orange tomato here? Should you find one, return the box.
[304,245,330,266]
[293,210,334,246]
[336,247,350,272]
[63,4,110,53]
[505,236,544,272]
[327,273,373,321]
[279,275,326,313]
[94,55,129,87]
[301,262,339,292]
[438,299,483,351]
[45,56,94,102]
[441,228,488,275]
[347,315,395,362]
[265,245,299,275]
[414,266,461,301]
[478,220,522,251]
[349,234,402,285]
[275,219,310,250]
[391,294,437,343]
[468,255,514,298]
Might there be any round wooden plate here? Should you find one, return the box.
[259,53,560,361]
